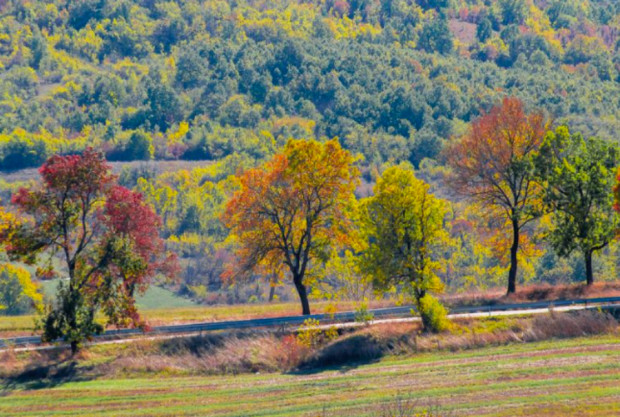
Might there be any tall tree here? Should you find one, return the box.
[222,139,359,315]
[446,97,550,294]
[1,149,174,353]
[359,165,450,332]
[537,127,619,285]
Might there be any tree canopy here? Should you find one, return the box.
[537,127,619,285]
[1,149,174,352]
[446,97,551,294]
[360,165,449,331]
[223,139,359,315]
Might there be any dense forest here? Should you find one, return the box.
[1,0,619,169]
[1,0,620,310]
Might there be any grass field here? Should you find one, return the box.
[38,280,198,310]
[1,335,619,416]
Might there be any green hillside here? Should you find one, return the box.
[0,0,618,170]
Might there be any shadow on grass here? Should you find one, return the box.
[292,334,385,375]
[2,358,98,392]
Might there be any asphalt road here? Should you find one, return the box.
[1,296,619,350]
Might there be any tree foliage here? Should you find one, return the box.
[0,0,618,170]
[0,263,43,315]
[537,126,619,285]
[1,149,174,352]
[223,139,359,315]
[359,165,449,331]
[446,97,550,294]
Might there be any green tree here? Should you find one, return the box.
[499,0,528,25]
[477,19,493,43]
[124,130,154,161]
[536,126,620,285]
[359,165,450,332]
[418,17,453,55]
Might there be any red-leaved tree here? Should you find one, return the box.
[446,97,550,294]
[2,149,175,353]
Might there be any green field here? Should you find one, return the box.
[1,335,619,417]
[38,280,198,310]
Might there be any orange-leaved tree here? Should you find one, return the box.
[446,97,550,294]
[222,139,359,315]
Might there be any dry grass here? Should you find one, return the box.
[104,332,303,376]
[298,310,618,370]
[506,281,620,302]
[442,281,620,308]
[523,309,618,341]
[374,396,454,417]
[3,311,616,383]
[3,336,619,417]
[1,312,618,417]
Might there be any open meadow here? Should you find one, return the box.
[1,335,619,417]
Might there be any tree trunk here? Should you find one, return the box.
[507,218,519,295]
[268,285,276,302]
[415,291,430,333]
[585,250,594,286]
[70,340,79,356]
[293,274,311,315]
[68,287,79,355]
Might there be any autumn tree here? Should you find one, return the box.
[222,139,359,315]
[537,127,619,285]
[1,149,174,353]
[446,97,550,294]
[359,165,450,332]
[0,204,42,315]
[0,263,43,315]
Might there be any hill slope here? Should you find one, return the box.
[0,0,619,170]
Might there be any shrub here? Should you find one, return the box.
[355,301,375,324]
[296,318,338,349]
[418,294,451,333]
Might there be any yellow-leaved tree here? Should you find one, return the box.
[359,165,451,332]
[0,263,43,315]
[0,203,43,314]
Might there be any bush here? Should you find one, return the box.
[124,131,153,161]
[355,301,375,324]
[418,294,451,333]
[0,137,48,171]
[296,318,338,349]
